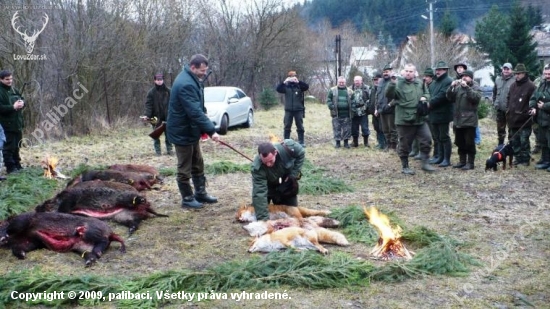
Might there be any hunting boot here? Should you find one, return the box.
[429,140,440,163]
[421,153,436,172]
[297,131,306,148]
[453,152,467,168]
[390,142,397,151]
[363,135,370,148]
[283,130,291,140]
[335,140,341,148]
[409,139,419,157]
[461,154,475,170]
[376,132,386,150]
[192,175,218,204]
[154,138,161,156]
[401,157,415,175]
[498,137,504,146]
[344,139,351,149]
[438,140,452,167]
[178,182,203,208]
[352,136,359,148]
[535,147,550,169]
[430,143,444,164]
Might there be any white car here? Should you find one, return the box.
[204,86,254,135]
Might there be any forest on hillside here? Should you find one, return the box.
[302,0,547,46]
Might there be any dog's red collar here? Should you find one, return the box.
[492,151,503,161]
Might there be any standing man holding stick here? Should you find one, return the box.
[0,70,25,174]
[167,54,220,209]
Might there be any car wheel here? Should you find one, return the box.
[243,110,254,128]
[219,114,229,135]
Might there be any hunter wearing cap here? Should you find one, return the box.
[144,72,172,156]
[428,61,454,167]
[493,63,515,145]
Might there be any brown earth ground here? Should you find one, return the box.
[1,103,549,308]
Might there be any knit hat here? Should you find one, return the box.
[454,63,467,72]
[434,61,449,70]
[154,73,164,79]
[462,70,474,79]
[513,63,528,73]
[502,63,513,70]
[423,68,435,77]
[287,71,297,77]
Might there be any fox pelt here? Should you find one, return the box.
[243,216,340,237]
[235,204,331,222]
[247,226,348,254]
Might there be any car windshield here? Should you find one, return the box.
[205,88,227,102]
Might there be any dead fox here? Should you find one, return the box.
[243,216,341,237]
[248,227,329,254]
[235,204,331,222]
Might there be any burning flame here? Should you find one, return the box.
[364,206,413,260]
[269,133,281,143]
[41,156,68,179]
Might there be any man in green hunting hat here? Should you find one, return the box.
[428,61,453,167]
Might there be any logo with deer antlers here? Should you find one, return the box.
[11,11,49,54]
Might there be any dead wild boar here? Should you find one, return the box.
[0,212,125,266]
[67,169,152,191]
[35,185,168,234]
[108,164,163,185]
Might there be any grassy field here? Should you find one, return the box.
[1,102,549,308]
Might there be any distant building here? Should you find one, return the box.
[349,46,379,76]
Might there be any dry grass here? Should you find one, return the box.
[1,103,549,308]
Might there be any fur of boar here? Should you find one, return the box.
[108,164,163,184]
[67,170,152,191]
[1,212,125,266]
[36,185,167,234]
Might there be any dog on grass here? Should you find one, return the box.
[485,144,514,171]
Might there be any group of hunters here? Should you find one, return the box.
[2,56,550,222]
[322,61,550,175]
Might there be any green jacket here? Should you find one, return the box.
[447,81,481,128]
[327,86,353,118]
[166,65,216,146]
[385,77,430,125]
[0,83,24,132]
[251,139,305,218]
[428,72,453,124]
[351,84,369,116]
[529,79,550,127]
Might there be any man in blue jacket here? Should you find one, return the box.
[166,54,220,208]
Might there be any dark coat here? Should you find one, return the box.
[529,80,550,128]
[276,81,309,112]
[376,77,393,114]
[0,83,24,132]
[506,75,535,129]
[166,65,216,146]
[428,72,453,124]
[145,83,171,125]
[447,81,481,128]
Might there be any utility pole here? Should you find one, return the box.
[427,0,435,67]
[335,35,341,79]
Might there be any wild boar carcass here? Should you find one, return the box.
[36,185,167,234]
[67,170,152,191]
[0,212,125,266]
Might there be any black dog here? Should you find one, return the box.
[485,144,514,171]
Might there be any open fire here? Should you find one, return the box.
[364,206,414,260]
[41,156,68,179]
